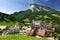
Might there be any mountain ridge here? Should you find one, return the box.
[28,4,58,12]
[0,4,60,24]
[11,4,60,24]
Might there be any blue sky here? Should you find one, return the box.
[0,0,60,14]
[35,0,60,11]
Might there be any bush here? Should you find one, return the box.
[55,27,60,34]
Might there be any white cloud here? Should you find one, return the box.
[26,0,34,4]
[44,0,49,2]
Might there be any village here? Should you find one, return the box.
[0,20,59,40]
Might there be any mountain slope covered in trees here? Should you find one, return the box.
[11,4,60,24]
[0,12,17,25]
[0,12,16,22]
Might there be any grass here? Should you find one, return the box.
[0,21,15,26]
[0,34,47,40]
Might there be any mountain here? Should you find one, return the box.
[0,12,16,22]
[11,4,60,24]
[29,4,56,12]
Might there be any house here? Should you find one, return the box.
[28,20,55,37]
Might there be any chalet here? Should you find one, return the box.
[27,20,55,37]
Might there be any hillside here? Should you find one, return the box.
[0,12,16,25]
[11,4,60,24]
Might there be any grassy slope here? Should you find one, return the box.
[0,22,15,26]
[0,34,47,40]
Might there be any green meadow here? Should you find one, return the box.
[0,22,15,26]
[0,34,47,40]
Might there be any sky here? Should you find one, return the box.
[0,0,60,14]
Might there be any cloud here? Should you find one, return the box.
[44,0,49,2]
[26,0,34,4]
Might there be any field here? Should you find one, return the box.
[0,34,47,40]
[0,22,15,26]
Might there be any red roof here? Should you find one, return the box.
[37,29,46,36]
